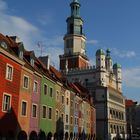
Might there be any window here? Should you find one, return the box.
[6,64,13,81]
[75,118,77,125]
[70,24,74,34]
[0,41,7,49]
[75,103,78,111]
[48,107,52,119]
[44,84,48,95]
[49,87,53,97]
[2,94,11,112]
[56,91,59,101]
[30,58,34,67]
[56,110,59,121]
[70,100,73,108]
[32,104,37,118]
[70,116,73,125]
[66,115,69,123]
[80,25,83,34]
[42,106,47,118]
[23,75,29,89]
[19,51,23,59]
[61,114,64,121]
[66,98,69,105]
[61,95,64,104]
[33,81,38,93]
[21,101,27,116]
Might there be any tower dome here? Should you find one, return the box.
[113,63,121,69]
[73,0,80,3]
[106,48,111,59]
[96,49,105,56]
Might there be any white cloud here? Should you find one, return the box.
[87,39,99,45]
[0,0,63,69]
[123,67,140,88]
[0,0,40,50]
[112,48,136,58]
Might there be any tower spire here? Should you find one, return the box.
[59,0,89,70]
[70,0,80,17]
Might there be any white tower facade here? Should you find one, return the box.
[113,63,122,92]
[106,49,113,72]
[96,49,106,87]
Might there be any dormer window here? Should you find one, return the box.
[0,41,8,49]
[19,51,23,59]
[30,58,34,67]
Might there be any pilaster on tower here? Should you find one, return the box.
[59,0,89,71]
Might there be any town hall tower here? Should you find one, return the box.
[59,0,89,70]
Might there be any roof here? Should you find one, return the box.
[125,99,137,107]
[0,34,18,48]
[113,63,121,69]
[0,34,20,58]
[50,65,64,82]
[96,49,105,56]
[73,0,79,3]
[69,82,90,100]
[106,48,111,59]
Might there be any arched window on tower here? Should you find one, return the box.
[70,24,74,34]
[80,25,83,35]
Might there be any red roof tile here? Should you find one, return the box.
[125,99,137,106]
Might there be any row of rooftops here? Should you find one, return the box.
[0,33,93,106]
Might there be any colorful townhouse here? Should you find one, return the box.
[17,50,34,136]
[69,83,81,138]
[50,66,65,139]
[69,88,75,138]
[69,82,96,139]
[38,57,56,136]
[29,54,42,135]
[64,88,70,137]
[0,34,23,138]
[0,33,96,139]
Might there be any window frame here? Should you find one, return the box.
[6,64,13,81]
[44,83,48,95]
[70,116,73,125]
[32,103,38,118]
[66,114,69,123]
[61,95,64,104]
[21,100,28,117]
[33,80,38,93]
[2,93,12,113]
[48,107,53,120]
[66,98,69,105]
[49,87,53,97]
[55,109,59,122]
[23,75,29,89]
[42,105,47,119]
[56,90,59,101]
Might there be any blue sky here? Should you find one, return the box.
[0,0,140,102]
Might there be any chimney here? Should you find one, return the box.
[10,36,21,43]
[39,55,50,70]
